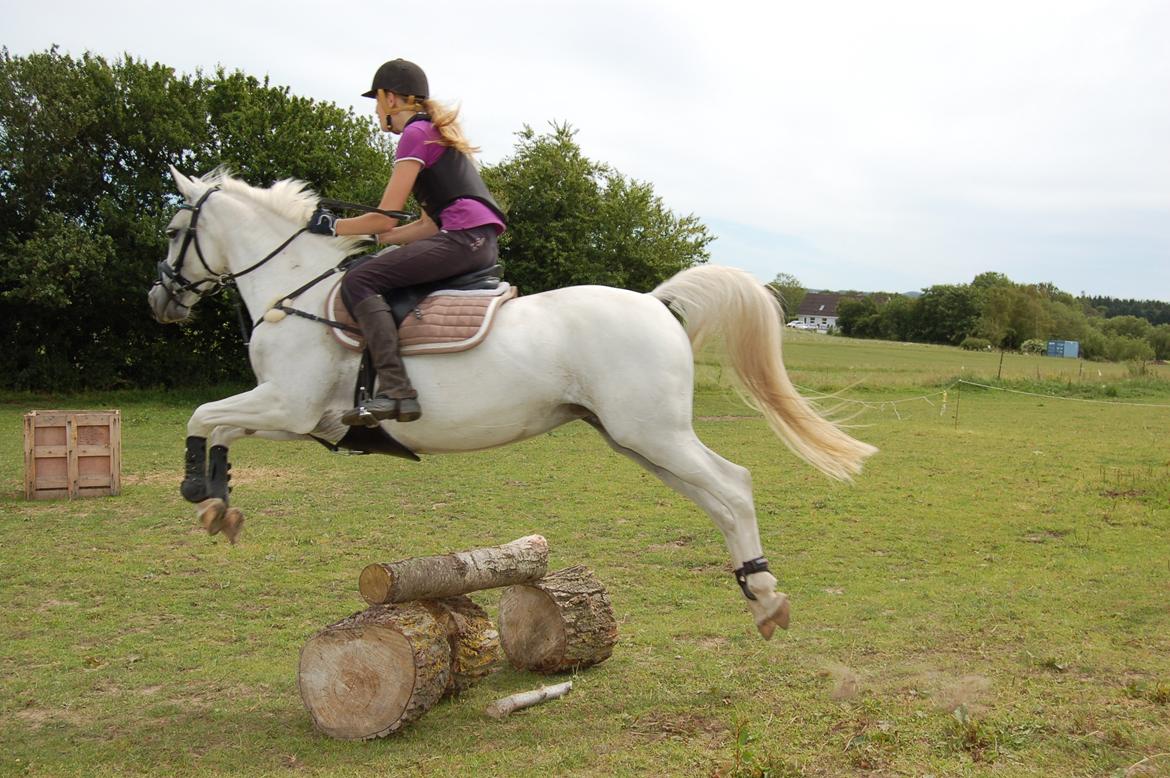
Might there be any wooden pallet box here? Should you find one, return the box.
[23,410,121,500]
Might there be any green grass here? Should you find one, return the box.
[2,335,1169,776]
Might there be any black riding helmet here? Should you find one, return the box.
[362,59,429,100]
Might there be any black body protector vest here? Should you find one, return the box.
[404,114,506,229]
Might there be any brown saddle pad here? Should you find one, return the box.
[326,279,518,355]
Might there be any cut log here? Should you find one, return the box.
[421,596,502,695]
[297,597,501,740]
[485,681,573,720]
[298,603,450,740]
[359,534,549,605]
[498,565,618,674]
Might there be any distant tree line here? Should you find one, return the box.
[1086,297,1170,327]
[832,272,1170,361]
[0,48,709,390]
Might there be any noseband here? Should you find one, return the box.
[153,187,308,309]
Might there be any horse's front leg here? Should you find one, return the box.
[180,383,322,542]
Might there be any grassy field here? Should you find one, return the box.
[2,335,1169,777]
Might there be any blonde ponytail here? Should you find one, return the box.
[420,98,480,156]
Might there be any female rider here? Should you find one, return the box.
[308,59,506,424]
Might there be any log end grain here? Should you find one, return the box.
[298,604,451,739]
[297,625,418,740]
[498,586,566,672]
[358,563,395,605]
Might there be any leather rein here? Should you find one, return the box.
[153,190,413,337]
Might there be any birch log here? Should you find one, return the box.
[498,565,618,673]
[484,681,573,720]
[359,534,549,604]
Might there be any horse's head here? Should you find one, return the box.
[149,166,228,323]
[150,167,365,324]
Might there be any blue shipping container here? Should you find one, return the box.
[1046,340,1079,358]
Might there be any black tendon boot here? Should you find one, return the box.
[341,295,422,426]
[180,435,210,502]
[207,445,232,502]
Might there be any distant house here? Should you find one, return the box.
[793,293,840,331]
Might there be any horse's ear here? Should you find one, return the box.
[169,165,200,200]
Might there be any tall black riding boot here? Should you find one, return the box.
[341,295,422,426]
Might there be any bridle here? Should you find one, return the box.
[153,187,308,309]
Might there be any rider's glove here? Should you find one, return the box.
[307,208,338,236]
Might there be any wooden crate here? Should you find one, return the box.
[24,410,122,500]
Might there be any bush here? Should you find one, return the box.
[1021,339,1046,354]
[961,336,992,351]
[1104,335,1154,363]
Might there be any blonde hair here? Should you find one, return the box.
[411,96,479,156]
[385,89,480,157]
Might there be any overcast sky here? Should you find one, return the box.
[7,0,1169,299]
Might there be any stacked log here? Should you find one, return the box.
[498,565,617,673]
[359,534,549,604]
[298,601,451,740]
[298,595,501,740]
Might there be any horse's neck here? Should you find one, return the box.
[228,227,348,313]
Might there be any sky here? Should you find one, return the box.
[6,0,1170,300]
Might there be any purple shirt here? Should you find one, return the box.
[396,119,505,234]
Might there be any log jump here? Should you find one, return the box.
[298,536,617,739]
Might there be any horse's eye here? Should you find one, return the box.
[166,229,180,240]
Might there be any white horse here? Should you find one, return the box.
[148,167,877,639]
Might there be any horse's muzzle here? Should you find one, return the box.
[148,283,191,323]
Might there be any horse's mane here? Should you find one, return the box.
[199,167,367,253]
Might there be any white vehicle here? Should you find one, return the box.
[786,320,815,330]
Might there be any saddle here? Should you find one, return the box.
[325,264,518,355]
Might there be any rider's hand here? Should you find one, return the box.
[307,208,338,236]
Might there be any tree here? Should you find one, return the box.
[836,296,880,338]
[768,272,806,319]
[913,284,979,345]
[481,123,711,293]
[0,48,393,389]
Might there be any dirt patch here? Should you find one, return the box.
[1021,528,1070,544]
[229,466,303,485]
[626,710,728,743]
[695,636,732,651]
[1102,489,1146,499]
[14,707,86,729]
[123,471,179,487]
[36,599,80,613]
[646,537,692,552]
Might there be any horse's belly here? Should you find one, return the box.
[376,287,684,453]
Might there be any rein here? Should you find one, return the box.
[155,190,416,341]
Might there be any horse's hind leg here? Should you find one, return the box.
[585,418,789,639]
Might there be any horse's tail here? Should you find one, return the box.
[650,265,877,481]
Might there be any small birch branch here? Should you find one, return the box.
[484,681,573,720]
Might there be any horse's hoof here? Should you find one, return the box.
[197,498,226,536]
[222,508,245,545]
[756,595,790,640]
